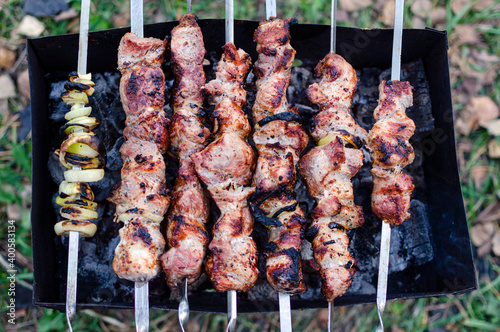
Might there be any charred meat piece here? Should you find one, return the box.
[161,14,211,290]
[109,32,169,283]
[367,80,415,225]
[192,43,259,293]
[299,53,365,302]
[112,217,166,282]
[250,17,309,295]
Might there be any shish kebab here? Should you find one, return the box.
[368,0,415,330]
[298,0,366,331]
[109,0,170,330]
[53,0,104,331]
[191,0,258,330]
[250,1,309,330]
[160,8,210,332]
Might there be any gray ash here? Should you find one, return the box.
[47,58,435,310]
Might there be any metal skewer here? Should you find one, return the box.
[178,279,189,332]
[66,1,91,330]
[330,0,336,54]
[326,1,337,330]
[224,1,238,331]
[264,2,292,331]
[176,2,193,331]
[375,0,404,330]
[130,1,149,331]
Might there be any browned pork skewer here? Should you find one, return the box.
[160,13,211,290]
[191,42,258,293]
[299,53,366,302]
[250,17,309,295]
[367,80,415,226]
[110,32,170,282]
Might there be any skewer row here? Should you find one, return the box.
[53,1,415,331]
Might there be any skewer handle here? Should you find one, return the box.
[187,0,192,13]
[66,231,80,332]
[391,0,404,80]
[226,290,237,332]
[279,292,292,332]
[330,0,336,53]
[77,0,91,75]
[225,0,234,44]
[178,279,189,332]
[135,282,149,332]
[327,301,334,332]
[266,0,277,19]
[131,0,144,38]
[376,222,391,332]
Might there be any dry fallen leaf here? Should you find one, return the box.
[454,25,481,45]
[473,0,495,10]
[411,0,431,18]
[455,104,477,136]
[339,0,371,12]
[471,165,490,191]
[484,119,500,136]
[0,46,16,70]
[470,96,500,127]
[317,309,329,329]
[451,0,469,14]
[17,69,30,100]
[431,7,447,26]
[7,203,22,220]
[477,240,493,257]
[488,139,500,158]
[14,15,45,38]
[382,0,395,26]
[412,16,427,29]
[475,201,500,223]
[492,230,500,256]
[0,74,16,99]
[54,8,79,22]
[336,9,349,23]
[457,77,478,97]
[112,13,130,28]
[470,221,495,247]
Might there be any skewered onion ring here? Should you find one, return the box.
[56,196,98,211]
[65,105,92,120]
[54,220,97,237]
[60,206,98,220]
[64,169,105,183]
[59,181,95,201]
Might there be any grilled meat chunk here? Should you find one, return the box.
[112,217,166,282]
[192,43,259,292]
[299,53,365,302]
[252,17,298,124]
[110,138,169,219]
[118,33,167,70]
[250,17,309,295]
[367,80,415,225]
[161,14,211,290]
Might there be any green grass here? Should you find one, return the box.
[1,0,499,330]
